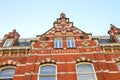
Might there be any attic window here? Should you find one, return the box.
[115,34,120,42]
[3,39,13,47]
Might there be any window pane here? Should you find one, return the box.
[118,64,120,70]
[40,66,56,74]
[68,40,71,48]
[54,37,62,48]
[39,65,56,80]
[77,64,96,80]
[0,68,15,78]
[115,34,120,42]
[39,76,55,80]
[71,40,75,47]
[3,39,13,47]
[78,74,95,80]
[118,38,120,42]
[67,37,75,48]
[77,64,93,73]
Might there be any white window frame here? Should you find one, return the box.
[3,39,14,47]
[0,66,16,80]
[37,64,57,80]
[76,62,97,80]
[54,37,62,48]
[66,37,75,48]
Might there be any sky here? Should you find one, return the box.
[0,0,120,39]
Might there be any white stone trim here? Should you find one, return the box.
[17,64,27,66]
[58,72,75,74]
[14,74,25,76]
[56,62,75,64]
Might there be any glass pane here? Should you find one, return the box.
[67,37,75,48]
[0,68,15,78]
[77,64,93,73]
[78,74,95,80]
[40,66,56,74]
[58,41,62,48]
[118,38,120,42]
[118,64,120,70]
[72,40,75,47]
[68,40,71,48]
[39,76,55,80]
[54,37,62,48]
[55,41,58,48]
[3,39,13,47]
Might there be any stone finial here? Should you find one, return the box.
[60,12,66,18]
[110,24,116,28]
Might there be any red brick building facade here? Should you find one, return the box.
[0,13,120,80]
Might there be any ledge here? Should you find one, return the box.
[99,43,120,46]
[0,46,31,50]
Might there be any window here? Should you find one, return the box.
[0,66,15,80]
[54,37,62,48]
[115,34,120,42]
[67,37,75,48]
[3,39,13,47]
[76,63,97,80]
[117,63,120,70]
[38,65,56,80]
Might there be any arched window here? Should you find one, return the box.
[0,66,15,80]
[76,63,97,80]
[38,64,57,80]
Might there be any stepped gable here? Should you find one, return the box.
[38,13,91,39]
[108,24,120,42]
[0,29,20,47]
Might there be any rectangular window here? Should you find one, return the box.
[54,37,62,48]
[67,37,75,48]
[115,34,120,42]
[3,39,13,47]
[117,63,120,70]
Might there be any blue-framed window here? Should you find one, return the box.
[38,65,56,80]
[0,68,15,80]
[67,37,75,48]
[54,37,62,48]
[76,63,97,80]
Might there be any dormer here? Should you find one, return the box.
[108,24,120,43]
[0,29,20,47]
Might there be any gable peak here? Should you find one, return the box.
[60,12,66,18]
[54,13,73,28]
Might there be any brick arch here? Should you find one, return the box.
[66,31,74,36]
[55,31,62,36]
[73,56,95,63]
[0,60,20,66]
[37,57,57,65]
